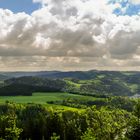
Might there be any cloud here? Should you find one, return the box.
[129,0,140,4]
[0,0,140,71]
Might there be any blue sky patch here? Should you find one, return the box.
[0,0,40,14]
[109,0,140,16]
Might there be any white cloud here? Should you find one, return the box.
[129,0,140,4]
[0,0,140,71]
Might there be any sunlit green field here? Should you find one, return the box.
[0,92,102,104]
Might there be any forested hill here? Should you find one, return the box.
[0,70,140,96]
[1,70,140,81]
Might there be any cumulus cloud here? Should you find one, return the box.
[0,0,140,71]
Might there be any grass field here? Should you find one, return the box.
[0,92,103,104]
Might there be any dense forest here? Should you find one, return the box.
[0,100,139,140]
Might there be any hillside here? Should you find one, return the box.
[0,70,140,96]
[1,70,140,80]
[0,74,10,81]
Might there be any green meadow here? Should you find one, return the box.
[0,92,102,104]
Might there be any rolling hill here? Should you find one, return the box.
[0,70,140,96]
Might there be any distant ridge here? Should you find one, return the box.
[0,70,139,79]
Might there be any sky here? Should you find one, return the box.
[0,0,40,14]
[0,0,140,71]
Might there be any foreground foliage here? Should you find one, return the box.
[0,101,139,140]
